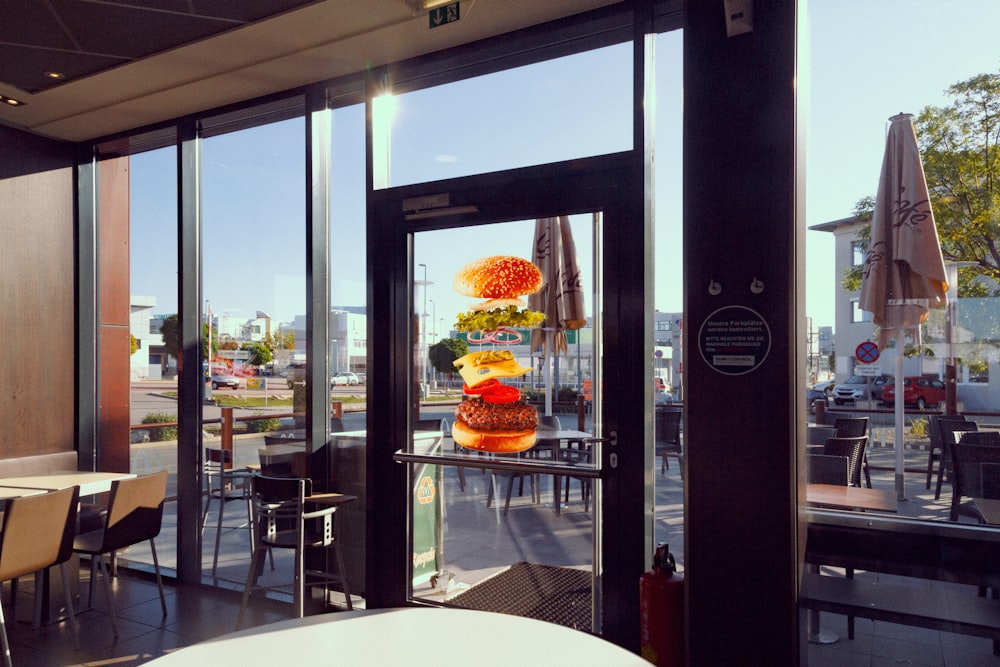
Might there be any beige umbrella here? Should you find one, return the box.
[859,113,948,499]
[529,216,586,416]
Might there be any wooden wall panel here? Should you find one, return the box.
[0,126,76,458]
[98,157,132,472]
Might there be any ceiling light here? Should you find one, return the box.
[404,0,456,12]
[44,71,65,80]
[0,95,25,107]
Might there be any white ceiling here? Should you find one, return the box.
[0,0,621,143]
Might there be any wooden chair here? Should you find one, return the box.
[73,471,168,640]
[259,447,309,478]
[822,436,867,488]
[655,408,683,476]
[936,420,979,499]
[0,487,80,667]
[236,476,355,628]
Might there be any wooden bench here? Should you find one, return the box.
[803,509,1000,653]
[0,451,79,479]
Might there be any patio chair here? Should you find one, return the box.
[806,426,837,447]
[807,454,849,486]
[936,420,979,499]
[655,407,683,476]
[950,432,1000,522]
[834,418,871,487]
[236,475,354,628]
[926,415,967,491]
[0,486,80,667]
[259,447,309,478]
[822,436,867,488]
[73,471,168,640]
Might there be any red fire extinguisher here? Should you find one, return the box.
[640,542,684,666]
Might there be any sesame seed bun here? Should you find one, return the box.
[453,256,544,299]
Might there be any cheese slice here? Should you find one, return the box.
[453,351,531,387]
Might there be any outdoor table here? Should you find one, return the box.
[144,607,647,665]
[972,497,1000,525]
[806,484,897,513]
[805,483,897,644]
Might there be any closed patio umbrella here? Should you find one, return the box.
[859,113,948,500]
[529,216,586,416]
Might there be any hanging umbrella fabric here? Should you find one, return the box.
[529,216,586,416]
[859,113,949,500]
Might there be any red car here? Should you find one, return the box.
[881,376,946,410]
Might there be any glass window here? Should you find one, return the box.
[850,300,872,324]
[382,43,632,188]
[200,117,306,584]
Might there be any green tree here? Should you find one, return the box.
[243,341,273,368]
[429,337,468,393]
[158,314,216,370]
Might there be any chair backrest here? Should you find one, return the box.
[538,415,561,431]
[929,415,966,450]
[956,431,1000,447]
[942,420,978,450]
[823,436,867,487]
[259,447,309,478]
[249,475,318,545]
[0,486,79,582]
[953,439,1000,502]
[834,417,868,438]
[655,409,682,446]
[101,471,168,553]
[807,426,837,446]
[807,454,849,486]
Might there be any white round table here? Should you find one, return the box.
[147,608,647,665]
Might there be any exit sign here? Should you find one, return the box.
[429,2,460,28]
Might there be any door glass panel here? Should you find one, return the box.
[406,214,602,633]
[383,44,632,189]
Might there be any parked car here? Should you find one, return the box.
[210,374,240,390]
[285,362,306,388]
[811,379,835,397]
[832,374,890,405]
[355,373,366,384]
[881,376,946,410]
[332,372,360,386]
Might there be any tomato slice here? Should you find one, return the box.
[463,379,522,404]
[463,379,500,395]
[481,383,522,404]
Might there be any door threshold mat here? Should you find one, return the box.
[445,561,593,631]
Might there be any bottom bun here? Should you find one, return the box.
[452,420,537,453]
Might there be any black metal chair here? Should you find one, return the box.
[655,408,683,476]
[236,475,354,628]
[950,431,1000,522]
[926,415,967,491]
[936,420,979,499]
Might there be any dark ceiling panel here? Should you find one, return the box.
[0,0,322,94]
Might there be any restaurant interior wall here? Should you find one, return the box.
[0,125,76,459]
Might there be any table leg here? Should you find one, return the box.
[806,563,838,644]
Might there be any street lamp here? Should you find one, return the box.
[428,299,437,387]
[417,263,429,390]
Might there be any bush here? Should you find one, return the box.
[244,414,282,433]
[141,412,178,442]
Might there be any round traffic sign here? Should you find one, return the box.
[855,341,880,364]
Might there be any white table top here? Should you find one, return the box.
[146,608,646,666]
[0,470,136,496]
[0,485,45,500]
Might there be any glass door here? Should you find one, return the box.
[374,157,634,635]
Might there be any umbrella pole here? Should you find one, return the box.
[895,330,907,501]
[544,329,553,417]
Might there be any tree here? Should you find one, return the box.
[158,314,216,370]
[130,333,138,355]
[243,341,273,368]
[429,337,469,392]
[842,72,1000,297]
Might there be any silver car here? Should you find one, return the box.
[832,374,889,405]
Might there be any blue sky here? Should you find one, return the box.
[130,2,1000,333]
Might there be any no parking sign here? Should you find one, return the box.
[855,341,880,364]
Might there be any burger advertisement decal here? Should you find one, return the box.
[451,256,545,453]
